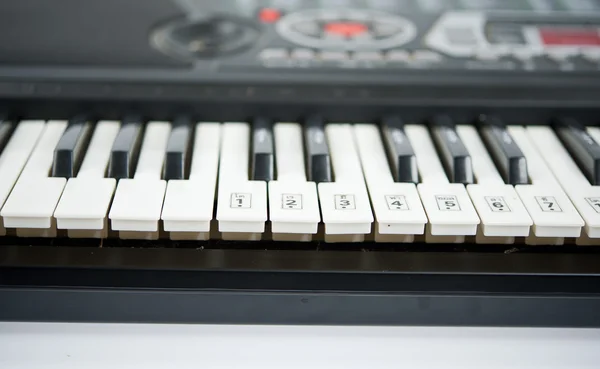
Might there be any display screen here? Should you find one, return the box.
[539,27,600,45]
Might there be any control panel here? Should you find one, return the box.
[150,0,600,72]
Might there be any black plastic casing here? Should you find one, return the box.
[2,1,600,327]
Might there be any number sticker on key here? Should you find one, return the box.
[385,195,409,210]
[436,195,461,211]
[230,193,252,209]
[586,197,600,213]
[535,196,562,212]
[335,194,356,210]
[485,196,511,212]
[282,194,303,210]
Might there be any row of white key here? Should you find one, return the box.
[0,120,598,244]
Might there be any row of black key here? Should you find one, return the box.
[5,116,599,189]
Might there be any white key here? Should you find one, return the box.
[527,125,600,240]
[109,121,170,239]
[216,122,267,240]
[354,124,426,243]
[404,124,479,243]
[0,121,46,235]
[53,121,120,238]
[507,125,583,242]
[268,123,320,241]
[456,125,532,243]
[161,122,221,240]
[1,121,68,237]
[318,124,373,242]
[586,127,600,148]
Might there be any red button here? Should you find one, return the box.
[259,8,281,23]
[324,22,368,37]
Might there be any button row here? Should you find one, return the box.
[473,46,600,63]
[259,48,444,64]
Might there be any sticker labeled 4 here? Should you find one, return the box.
[385,195,409,210]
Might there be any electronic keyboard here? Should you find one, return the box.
[2,0,600,327]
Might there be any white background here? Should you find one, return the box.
[0,323,599,368]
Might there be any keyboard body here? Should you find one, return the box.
[1,0,600,327]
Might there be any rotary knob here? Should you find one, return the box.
[151,15,261,60]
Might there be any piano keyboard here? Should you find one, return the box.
[1,117,600,246]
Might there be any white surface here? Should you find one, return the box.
[353,124,426,241]
[1,121,68,233]
[76,121,121,179]
[508,126,584,239]
[404,124,479,238]
[162,122,221,237]
[456,125,532,239]
[216,123,267,237]
[269,123,320,237]
[0,323,599,369]
[54,121,120,233]
[109,122,171,233]
[318,124,373,239]
[528,125,600,239]
[0,120,45,235]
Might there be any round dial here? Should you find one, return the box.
[151,16,261,60]
[275,9,417,50]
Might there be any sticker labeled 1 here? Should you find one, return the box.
[436,195,461,211]
[230,193,252,209]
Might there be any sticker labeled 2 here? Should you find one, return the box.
[282,194,303,210]
[535,196,562,212]
[335,194,356,210]
[436,195,461,211]
[230,193,252,209]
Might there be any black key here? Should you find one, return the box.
[251,117,275,181]
[381,116,418,183]
[163,117,192,180]
[430,115,474,184]
[479,116,528,185]
[0,119,16,155]
[52,117,94,178]
[553,117,600,185]
[108,116,144,179]
[304,115,332,183]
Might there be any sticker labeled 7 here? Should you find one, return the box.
[535,196,562,212]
